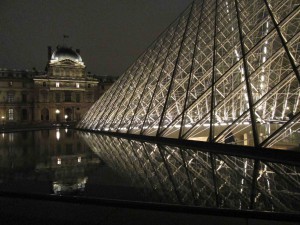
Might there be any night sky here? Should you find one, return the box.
[0,0,193,77]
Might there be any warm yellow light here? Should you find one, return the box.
[56,129,60,140]
[55,109,60,114]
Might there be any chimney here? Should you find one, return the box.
[76,49,80,54]
[48,46,52,60]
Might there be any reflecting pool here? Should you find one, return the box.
[1,129,300,214]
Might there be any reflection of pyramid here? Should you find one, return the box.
[78,0,300,149]
[79,132,300,211]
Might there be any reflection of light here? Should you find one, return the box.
[55,109,60,114]
[234,49,239,57]
[53,177,88,194]
[53,183,61,192]
[216,160,224,171]
[9,133,13,142]
[2,133,4,138]
[241,68,244,74]
[57,157,61,165]
[65,128,68,133]
[78,156,81,163]
[56,129,60,140]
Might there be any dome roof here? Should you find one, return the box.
[51,46,82,62]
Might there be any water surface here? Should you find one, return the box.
[1,129,300,214]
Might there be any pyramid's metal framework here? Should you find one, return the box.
[78,0,300,149]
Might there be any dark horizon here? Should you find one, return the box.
[0,0,192,77]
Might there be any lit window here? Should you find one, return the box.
[57,158,61,165]
[8,109,13,120]
[76,83,80,88]
[56,82,60,87]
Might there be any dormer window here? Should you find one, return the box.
[76,83,80,88]
[56,82,60,87]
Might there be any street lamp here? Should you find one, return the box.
[64,114,68,126]
[55,109,60,124]
[1,116,5,129]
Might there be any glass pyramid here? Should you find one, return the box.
[78,0,300,150]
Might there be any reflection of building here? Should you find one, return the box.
[35,129,102,195]
[78,0,300,150]
[0,129,102,195]
[0,46,117,126]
